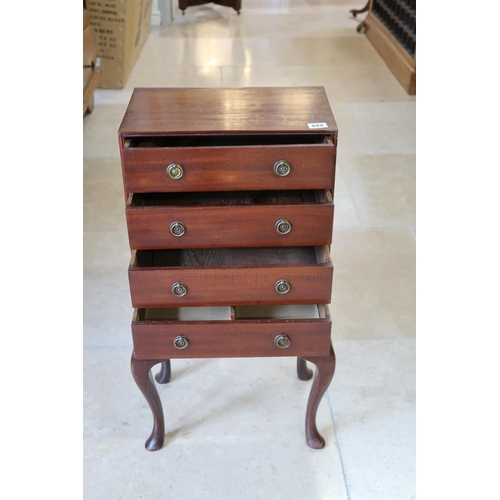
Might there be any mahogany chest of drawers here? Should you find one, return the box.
[118,87,338,451]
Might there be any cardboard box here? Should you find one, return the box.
[88,0,152,89]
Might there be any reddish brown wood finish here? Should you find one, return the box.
[120,87,338,451]
[126,199,334,250]
[128,250,333,307]
[118,87,338,137]
[129,265,332,307]
[155,360,171,384]
[130,354,165,451]
[132,316,332,359]
[297,357,314,381]
[121,142,335,193]
[303,344,336,449]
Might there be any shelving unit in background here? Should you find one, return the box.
[358,0,416,95]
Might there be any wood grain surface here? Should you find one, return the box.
[128,247,333,307]
[132,314,332,359]
[120,87,339,451]
[126,190,334,249]
[126,204,334,249]
[118,87,338,136]
[121,140,335,193]
[133,246,325,266]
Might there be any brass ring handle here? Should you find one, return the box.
[167,163,184,180]
[274,334,291,349]
[275,219,291,235]
[173,335,190,349]
[171,282,188,297]
[273,160,291,177]
[170,221,186,237]
[275,279,291,294]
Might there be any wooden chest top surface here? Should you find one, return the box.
[118,87,337,136]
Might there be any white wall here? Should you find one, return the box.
[151,0,174,25]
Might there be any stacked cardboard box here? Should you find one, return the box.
[84,1,101,113]
[88,0,152,89]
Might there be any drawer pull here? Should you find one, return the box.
[170,221,186,237]
[275,219,291,235]
[274,334,291,349]
[167,163,184,180]
[273,160,291,177]
[275,279,291,294]
[173,335,190,349]
[171,282,188,297]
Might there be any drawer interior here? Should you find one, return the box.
[133,246,330,268]
[124,135,332,148]
[141,307,231,321]
[130,190,331,207]
[234,304,322,319]
[135,304,329,322]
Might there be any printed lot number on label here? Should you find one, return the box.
[307,122,328,129]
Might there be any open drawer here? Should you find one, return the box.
[131,304,332,359]
[128,246,333,307]
[121,134,335,193]
[125,189,334,249]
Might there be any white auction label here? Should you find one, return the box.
[307,122,328,129]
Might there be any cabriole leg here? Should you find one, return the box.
[302,344,336,449]
[155,360,171,384]
[130,353,165,451]
[297,357,313,381]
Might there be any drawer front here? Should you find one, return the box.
[126,204,334,249]
[121,144,335,193]
[132,319,332,359]
[129,264,333,307]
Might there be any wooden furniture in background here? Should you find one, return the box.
[118,87,338,451]
[83,0,101,115]
[357,0,416,95]
[350,1,370,18]
[178,0,241,15]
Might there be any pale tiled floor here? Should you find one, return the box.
[84,1,415,498]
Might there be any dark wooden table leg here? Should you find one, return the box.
[297,357,313,381]
[130,352,165,451]
[350,0,370,17]
[302,344,336,449]
[155,360,171,384]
